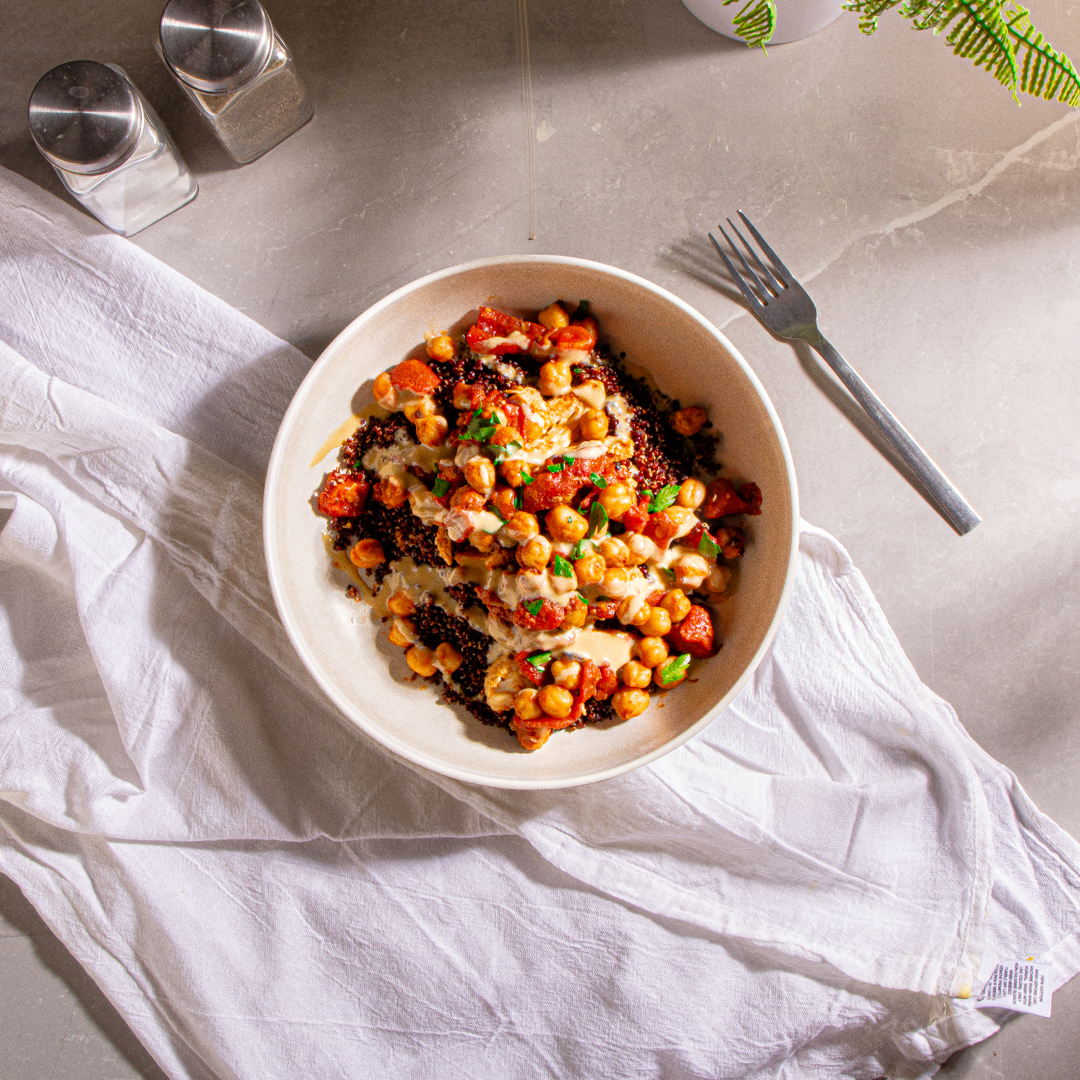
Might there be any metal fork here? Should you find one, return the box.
[710,212,981,537]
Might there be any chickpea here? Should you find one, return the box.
[597,536,630,567]
[706,564,733,595]
[538,684,574,719]
[464,456,496,495]
[560,596,588,629]
[515,722,551,751]
[551,659,583,690]
[601,567,634,597]
[349,538,385,568]
[637,636,670,669]
[673,406,708,436]
[502,510,540,544]
[426,334,456,361]
[620,661,653,689]
[612,687,651,721]
[489,424,520,448]
[537,302,570,330]
[647,507,689,547]
[405,644,437,677]
[539,359,572,397]
[580,409,610,441]
[546,504,588,543]
[574,552,606,585]
[617,597,652,627]
[471,530,497,552]
[453,381,475,410]
[403,396,436,422]
[374,475,407,509]
[435,642,463,675]
[519,535,553,570]
[500,460,530,487]
[450,486,485,512]
[654,658,688,689]
[491,487,517,521]
[437,460,461,482]
[640,606,672,638]
[660,589,692,624]
[387,590,416,617]
[598,482,634,522]
[514,688,544,720]
[625,533,653,566]
[388,618,416,648]
[574,379,607,410]
[373,372,397,410]
[415,414,449,447]
[677,478,707,509]
[674,554,710,590]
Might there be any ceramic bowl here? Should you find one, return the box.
[264,256,799,789]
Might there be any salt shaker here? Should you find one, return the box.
[28,61,198,237]
[158,0,313,164]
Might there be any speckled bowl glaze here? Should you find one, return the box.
[264,256,799,789]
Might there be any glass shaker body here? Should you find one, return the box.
[159,0,313,164]
[29,62,197,237]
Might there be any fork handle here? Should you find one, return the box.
[808,333,981,536]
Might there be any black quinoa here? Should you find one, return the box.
[339,413,411,471]
[411,600,489,699]
[446,582,484,613]
[441,680,510,731]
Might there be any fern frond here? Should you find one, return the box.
[1004,3,1080,106]
[722,0,777,49]
[899,0,1018,89]
[842,0,905,35]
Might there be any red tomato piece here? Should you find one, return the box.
[593,663,618,701]
[317,470,369,518]
[390,358,441,395]
[465,307,545,354]
[621,501,650,533]
[553,324,596,356]
[516,650,546,686]
[512,599,564,631]
[701,478,762,518]
[666,605,717,659]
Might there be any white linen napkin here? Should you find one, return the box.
[1,166,1078,1080]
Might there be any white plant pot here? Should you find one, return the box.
[682,0,846,44]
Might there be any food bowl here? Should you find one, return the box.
[264,256,799,789]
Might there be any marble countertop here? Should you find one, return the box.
[2,0,1078,1076]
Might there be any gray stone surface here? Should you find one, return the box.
[1,0,1079,1076]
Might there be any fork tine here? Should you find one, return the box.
[726,217,783,296]
[708,232,767,314]
[737,211,795,285]
[715,222,770,302]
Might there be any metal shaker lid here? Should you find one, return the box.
[159,0,274,94]
[28,61,142,175]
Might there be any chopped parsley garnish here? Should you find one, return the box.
[660,566,676,579]
[521,471,534,485]
[524,599,544,616]
[572,299,590,320]
[698,531,721,559]
[563,455,575,464]
[585,501,608,539]
[431,478,450,498]
[649,484,681,513]
[463,410,498,442]
[570,538,592,560]
[658,653,691,686]
[527,651,552,669]
[589,472,608,488]
[514,491,522,509]
[491,440,522,463]
[547,461,565,473]
[552,554,574,578]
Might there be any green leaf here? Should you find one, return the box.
[1006,1,1080,106]
[698,531,721,559]
[564,455,575,464]
[660,566,676,579]
[514,491,522,509]
[589,471,608,489]
[585,501,609,539]
[524,599,543,616]
[552,554,574,578]
[722,0,777,49]
[649,484,681,513]
[658,653,691,686]
[570,538,592,560]
[572,299,590,320]
[522,471,534,485]
[491,440,522,463]
[527,650,552,668]
[431,478,450,498]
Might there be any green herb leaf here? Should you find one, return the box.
[589,471,608,489]
[514,491,522,509]
[698,531,721,559]
[552,554,574,578]
[431,478,450,498]
[547,461,564,473]
[490,440,522,463]
[564,455,575,464]
[641,489,654,505]
[649,484,681,513]
[490,504,506,523]
[658,653,691,686]
[585,501,609,539]
[572,299,590,320]
[527,651,552,669]
[570,538,592,560]
[660,566,676,579]
[524,599,543,616]
[521,471,534,485]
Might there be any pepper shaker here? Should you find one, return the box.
[158,0,313,164]
[28,61,198,237]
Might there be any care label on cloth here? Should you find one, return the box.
[975,960,1053,1017]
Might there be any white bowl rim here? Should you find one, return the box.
[264,254,801,789]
